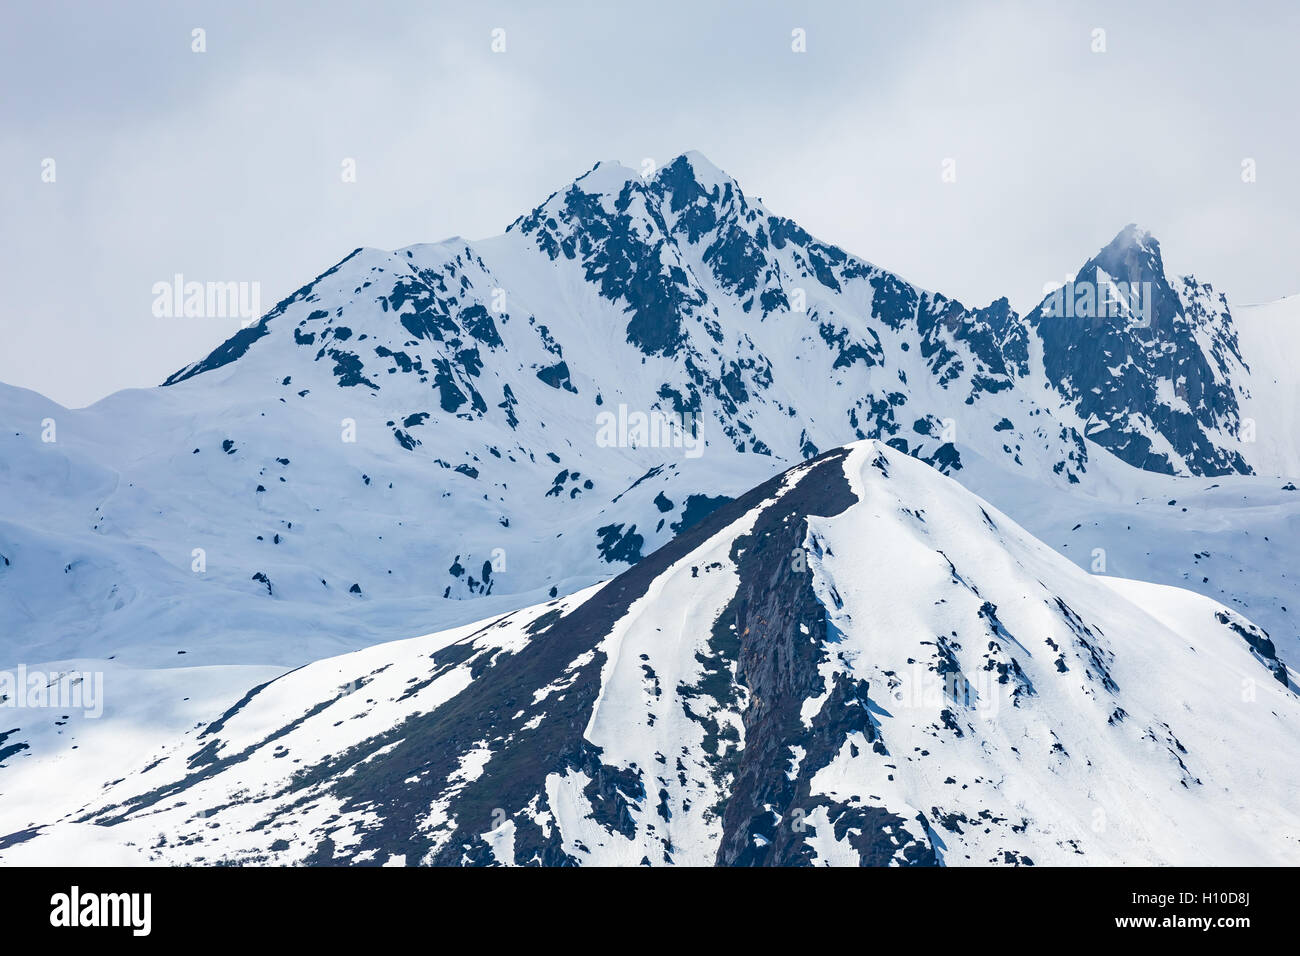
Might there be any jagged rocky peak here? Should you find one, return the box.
[1099,221,1160,263]
[512,151,750,226]
[673,149,736,187]
[1032,223,1171,327]
[506,150,771,298]
[509,149,842,308]
[1025,222,1251,477]
[1038,221,1236,341]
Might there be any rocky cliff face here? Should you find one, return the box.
[1024,224,1251,475]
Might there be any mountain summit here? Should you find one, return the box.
[1026,221,1250,475]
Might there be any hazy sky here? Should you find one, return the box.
[3,0,1297,408]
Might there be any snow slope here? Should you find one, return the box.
[6,443,1295,866]
[957,439,1300,659]
[1235,294,1300,477]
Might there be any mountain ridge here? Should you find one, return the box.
[6,441,1295,866]
[159,153,1268,479]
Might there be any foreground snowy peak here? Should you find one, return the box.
[1024,224,1252,476]
[11,442,1295,866]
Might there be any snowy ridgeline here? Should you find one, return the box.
[4,443,1296,866]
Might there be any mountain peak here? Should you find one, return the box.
[661,150,735,189]
[1101,222,1160,260]
[573,159,642,193]
[1065,223,1169,295]
[564,152,745,211]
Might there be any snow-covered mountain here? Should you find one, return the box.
[1021,224,1254,476]
[3,153,1298,865]
[2,153,1292,673]
[6,443,1296,866]
[1234,294,1300,478]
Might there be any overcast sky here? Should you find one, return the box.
[3,0,1297,408]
